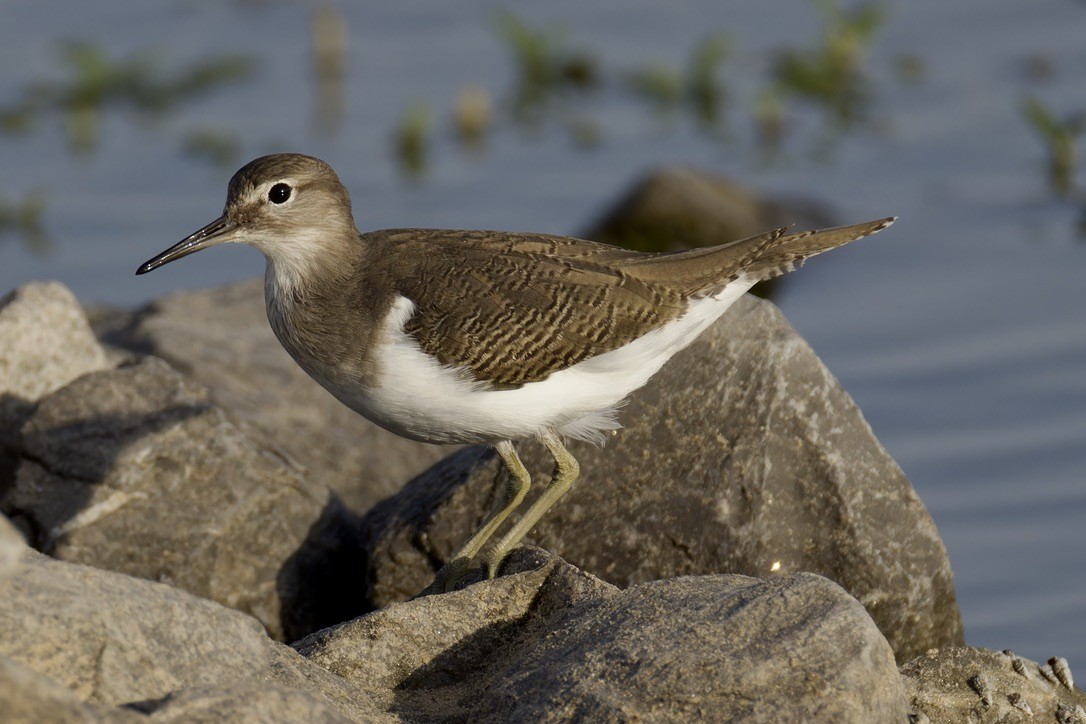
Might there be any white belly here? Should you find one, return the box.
[320,281,753,446]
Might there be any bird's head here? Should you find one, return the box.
[137,153,358,284]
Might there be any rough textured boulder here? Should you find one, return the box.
[0,654,143,724]
[297,549,907,722]
[361,294,963,663]
[0,282,111,502]
[136,682,358,723]
[98,280,451,513]
[3,356,367,642]
[0,542,908,722]
[902,647,1086,723]
[0,550,385,722]
[0,514,23,586]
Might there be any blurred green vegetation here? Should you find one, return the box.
[768,0,884,128]
[393,103,433,181]
[182,129,243,168]
[0,40,253,154]
[495,11,600,129]
[626,34,731,134]
[408,5,894,177]
[1022,96,1085,199]
[0,192,49,254]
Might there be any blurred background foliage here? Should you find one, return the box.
[2,0,1081,250]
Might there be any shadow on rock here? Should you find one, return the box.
[390,617,527,721]
[358,445,499,610]
[277,493,370,643]
[6,399,208,551]
[4,356,379,642]
[0,392,35,508]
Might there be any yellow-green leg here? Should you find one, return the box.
[483,429,579,579]
[429,440,531,593]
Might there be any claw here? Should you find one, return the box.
[482,550,506,580]
[416,557,476,598]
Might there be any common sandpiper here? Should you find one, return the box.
[136,153,894,592]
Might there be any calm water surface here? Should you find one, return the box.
[2,1,1084,669]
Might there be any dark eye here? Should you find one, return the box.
[268,183,292,204]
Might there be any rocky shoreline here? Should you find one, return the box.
[2,278,1084,721]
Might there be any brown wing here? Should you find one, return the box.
[383,230,691,388]
[371,219,892,388]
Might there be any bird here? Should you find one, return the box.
[136,153,894,593]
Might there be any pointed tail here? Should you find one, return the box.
[745,216,897,282]
[616,216,897,294]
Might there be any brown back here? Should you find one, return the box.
[362,218,892,388]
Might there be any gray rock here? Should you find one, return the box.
[295,547,614,714]
[0,282,110,499]
[902,647,1086,723]
[0,513,25,586]
[298,551,906,722]
[0,654,141,723]
[99,280,451,513]
[4,356,368,641]
[0,551,383,721]
[361,294,963,663]
[139,682,358,723]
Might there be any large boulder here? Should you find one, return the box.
[134,682,359,723]
[0,654,142,724]
[297,549,907,722]
[3,356,367,642]
[902,647,1086,723]
[0,551,385,722]
[360,294,963,663]
[98,280,451,513]
[0,282,110,502]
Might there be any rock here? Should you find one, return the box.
[4,356,367,642]
[902,647,1086,723]
[0,654,142,723]
[581,167,835,298]
[0,513,25,586]
[136,682,358,723]
[298,551,906,721]
[0,282,110,500]
[0,282,111,412]
[295,547,615,713]
[0,551,383,721]
[98,280,451,513]
[361,294,963,663]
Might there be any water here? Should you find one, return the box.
[2,1,1084,670]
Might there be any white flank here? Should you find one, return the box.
[332,276,755,445]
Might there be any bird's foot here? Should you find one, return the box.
[482,549,509,580]
[417,557,476,598]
